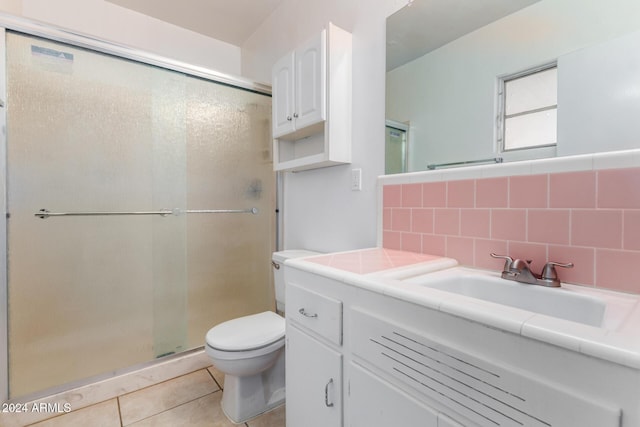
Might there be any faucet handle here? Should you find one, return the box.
[490,253,514,271]
[541,261,574,281]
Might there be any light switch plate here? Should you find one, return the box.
[351,168,362,191]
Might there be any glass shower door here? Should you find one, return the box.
[5,31,274,399]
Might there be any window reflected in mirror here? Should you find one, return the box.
[500,65,557,152]
[385,120,408,174]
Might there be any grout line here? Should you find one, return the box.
[118,368,207,399]
[117,397,124,427]
[205,366,223,391]
[23,399,121,427]
[123,391,218,426]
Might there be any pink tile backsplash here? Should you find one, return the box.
[548,245,595,286]
[474,239,508,270]
[476,177,508,208]
[460,209,490,238]
[412,208,434,233]
[382,166,640,293]
[434,208,460,235]
[550,171,596,208]
[401,232,422,253]
[422,234,446,256]
[509,174,548,208]
[402,183,423,207]
[623,210,640,250]
[528,209,570,245]
[383,231,401,250]
[596,249,640,293]
[446,236,474,266]
[571,210,622,249]
[447,180,474,208]
[391,208,411,232]
[491,209,526,241]
[383,185,402,208]
[598,168,640,209]
[422,182,447,207]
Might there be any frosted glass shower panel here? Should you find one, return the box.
[185,78,275,347]
[6,33,188,397]
[6,31,274,399]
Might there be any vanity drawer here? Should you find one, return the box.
[287,282,343,346]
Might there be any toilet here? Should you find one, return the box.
[205,250,319,424]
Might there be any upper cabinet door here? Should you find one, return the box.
[271,23,351,171]
[272,51,296,138]
[295,29,326,130]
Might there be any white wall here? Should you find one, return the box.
[0,0,241,75]
[558,30,640,156]
[242,0,404,253]
[386,0,640,170]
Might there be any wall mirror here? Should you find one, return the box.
[386,0,640,173]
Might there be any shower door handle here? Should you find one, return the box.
[34,207,258,219]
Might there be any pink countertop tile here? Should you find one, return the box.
[305,248,443,274]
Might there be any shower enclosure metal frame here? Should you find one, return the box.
[0,12,274,403]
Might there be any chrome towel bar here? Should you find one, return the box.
[426,157,503,170]
[34,207,258,219]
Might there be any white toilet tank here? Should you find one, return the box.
[272,250,320,313]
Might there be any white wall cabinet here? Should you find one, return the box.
[272,23,352,172]
[272,33,325,138]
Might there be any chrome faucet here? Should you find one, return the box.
[490,253,573,287]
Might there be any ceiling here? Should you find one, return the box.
[106,0,542,68]
[106,0,285,46]
[386,0,542,71]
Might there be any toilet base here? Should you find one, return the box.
[220,349,285,424]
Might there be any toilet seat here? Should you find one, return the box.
[205,311,285,357]
[206,336,284,361]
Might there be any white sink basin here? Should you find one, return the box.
[404,268,607,327]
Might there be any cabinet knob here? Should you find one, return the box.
[286,116,292,121]
[293,112,299,118]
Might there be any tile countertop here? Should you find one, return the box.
[302,247,454,275]
[287,247,640,371]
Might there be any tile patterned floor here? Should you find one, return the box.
[21,365,285,427]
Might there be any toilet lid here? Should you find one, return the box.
[205,311,285,351]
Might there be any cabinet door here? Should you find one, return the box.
[287,324,342,427]
[272,51,295,138]
[348,363,439,427]
[294,29,326,130]
[439,413,467,427]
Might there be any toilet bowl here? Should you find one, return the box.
[205,250,319,424]
[206,311,286,423]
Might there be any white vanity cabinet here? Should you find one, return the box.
[348,362,440,426]
[284,260,639,427]
[286,325,342,427]
[271,23,352,172]
[349,362,468,427]
[286,281,344,427]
